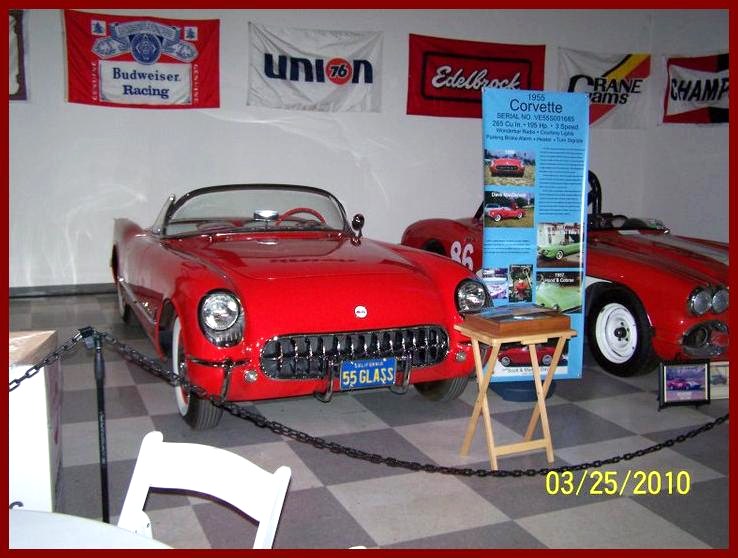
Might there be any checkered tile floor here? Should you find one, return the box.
[9,294,729,548]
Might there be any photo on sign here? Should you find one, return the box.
[484,149,536,186]
[535,271,582,313]
[659,360,710,409]
[709,362,729,400]
[483,190,534,228]
[537,222,581,267]
[497,338,570,370]
[507,264,533,303]
[480,267,509,300]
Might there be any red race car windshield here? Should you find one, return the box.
[162,185,349,236]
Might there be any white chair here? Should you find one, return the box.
[117,431,291,549]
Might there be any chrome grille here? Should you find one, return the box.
[261,326,449,380]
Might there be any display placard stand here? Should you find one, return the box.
[455,317,576,470]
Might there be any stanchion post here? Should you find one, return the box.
[93,332,110,523]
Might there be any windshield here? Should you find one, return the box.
[163,185,349,236]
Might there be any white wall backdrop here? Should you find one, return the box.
[9,9,729,288]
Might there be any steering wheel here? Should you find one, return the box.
[275,207,326,225]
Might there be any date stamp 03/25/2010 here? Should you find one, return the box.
[545,470,692,496]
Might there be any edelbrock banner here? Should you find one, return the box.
[248,22,382,112]
[64,10,219,108]
[663,53,728,124]
[407,33,545,119]
[559,48,651,128]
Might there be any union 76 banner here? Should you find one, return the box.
[248,22,382,112]
[663,53,728,124]
[559,48,651,128]
[64,10,219,108]
[407,34,545,119]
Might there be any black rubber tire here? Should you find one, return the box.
[414,374,470,402]
[541,354,553,366]
[173,317,223,429]
[555,250,564,260]
[116,280,133,325]
[494,214,502,222]
[500,356,511,367]
[586,286,659,377]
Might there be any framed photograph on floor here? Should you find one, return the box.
[709,362,729,400]
[659,360,710,409]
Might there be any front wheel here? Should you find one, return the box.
[173,317,224,429]
[586,287,659,377]
[414,374,469,402]
[555,250,564,260]
[115,279,133,325]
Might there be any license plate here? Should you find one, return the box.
[340,357,397,391]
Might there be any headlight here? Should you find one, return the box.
[687,287,712,316]
[455,279,488,314]
[712,286,729,314]
[199,291,244,347]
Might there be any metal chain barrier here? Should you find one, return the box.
[10,327,729,479]
[9,331,84,392]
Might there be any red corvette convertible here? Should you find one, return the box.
[489,157,525,177]
[497,343,563,367]
[112,184,489,428]
[485,203,525,222]
[401,172,729,377]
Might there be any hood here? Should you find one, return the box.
[167,232,460,333]
[589,230,728,285]
[492,158,522,165]
[173,233,418,281]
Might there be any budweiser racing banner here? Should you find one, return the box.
[64,10,219,108]
[407,34,545,119]
[559,48,651,128]
[248,22,382,112]
[662,53,728,124]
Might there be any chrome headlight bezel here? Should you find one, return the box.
[711,286,729,314]
[687,286,712,316]
[455,279,489,314]
[198,290,244,347]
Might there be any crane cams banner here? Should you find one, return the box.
[481,89,589,382]
[248,22,382,112]
[407,33,545,118]
[559,48,651,128]
[64,10,219,108]
[662,53,728,124]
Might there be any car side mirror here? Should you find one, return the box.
[351,214,365,238]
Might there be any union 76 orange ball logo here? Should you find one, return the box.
[326,58,352,85]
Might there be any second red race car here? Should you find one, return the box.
[401,172,729,377]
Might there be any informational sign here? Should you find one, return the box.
[481,89,589,381]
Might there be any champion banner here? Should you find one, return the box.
[248,22,382,112]
[407,34,545,119]
[559,48,651,128]
[64,10,219,108]
[663,53,728,124]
